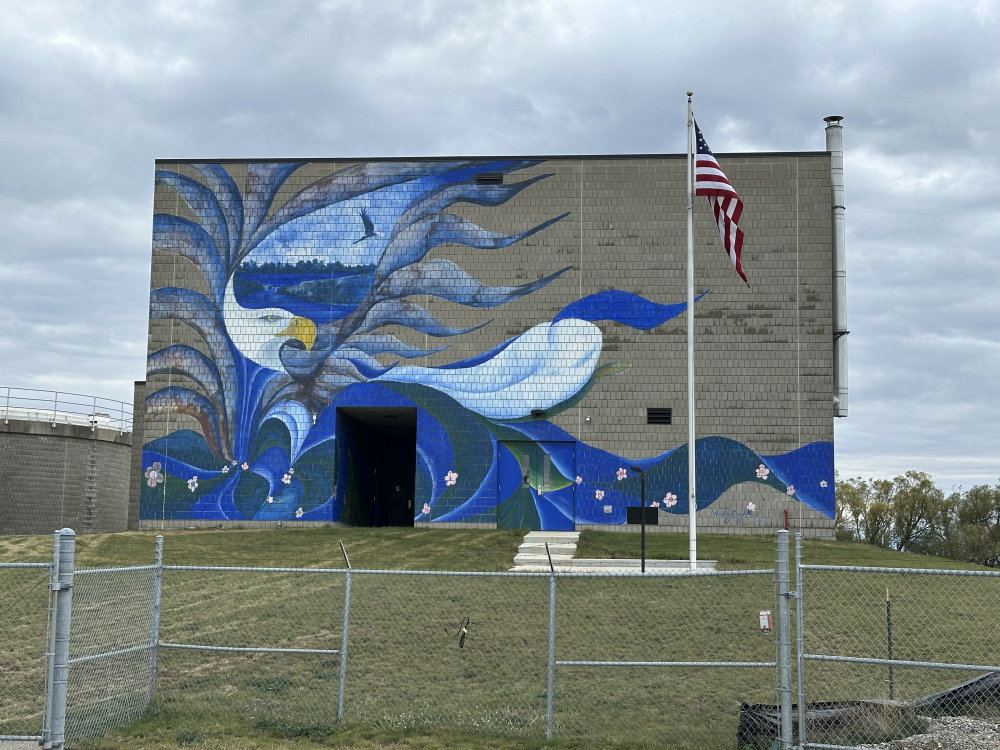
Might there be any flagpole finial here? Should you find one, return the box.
[686,90,693,99]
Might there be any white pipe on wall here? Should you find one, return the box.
[825,116,848,417]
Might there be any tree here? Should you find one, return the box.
[950,482,1000,567]
[835,476,893,548]
[889,470,948,554]
[836,472,1000,567]
[836,471,947,552]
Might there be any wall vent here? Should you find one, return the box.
[476,172,504,184]
[646,408,672,425]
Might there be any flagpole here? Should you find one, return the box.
[686,91,697,571]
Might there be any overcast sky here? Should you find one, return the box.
[2,0,998,493]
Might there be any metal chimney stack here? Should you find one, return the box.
[825,115,848,417]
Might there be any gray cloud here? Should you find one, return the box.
[1,0,998,489]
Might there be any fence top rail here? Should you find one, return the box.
[801,564,1000,577]
[0,562,50,569]
[163,564,773,578]
[802,653,1000,672]
[556,660,778,668]
[165,564,350,574]
[76,564,158,575]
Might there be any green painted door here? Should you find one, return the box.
[496,440,575,530]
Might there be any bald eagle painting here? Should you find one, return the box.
[142,160,833,527]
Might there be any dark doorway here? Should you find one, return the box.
[336,407,417,527]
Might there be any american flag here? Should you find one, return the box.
[694,121,748,286]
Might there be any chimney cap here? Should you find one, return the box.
[824,115,844,124]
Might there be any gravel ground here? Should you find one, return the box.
[859,716,1000,750]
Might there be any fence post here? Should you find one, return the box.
[43,528,75,750]
[794,533,806,749]
[148,535,164,701]
[545,543,556,741]
[776,530,793,749]
[337,541,352,723]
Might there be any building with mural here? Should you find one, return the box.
[133,119,847,538]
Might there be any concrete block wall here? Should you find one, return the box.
[136,154,837,535]
[1,418,132,534]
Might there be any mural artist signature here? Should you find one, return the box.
[711,508,763,526]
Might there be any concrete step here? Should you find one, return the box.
[517,543,576,557]
[512,530,581,571]
[513,552,575,565]
[521,531,579,544]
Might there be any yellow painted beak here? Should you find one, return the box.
[278,316,317,351]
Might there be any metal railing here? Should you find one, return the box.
[1,386,132,433]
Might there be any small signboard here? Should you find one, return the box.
[759,610,772,633]
[626,506,659,525]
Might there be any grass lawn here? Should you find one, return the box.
[4,525,986,571]
[1,527,996,750]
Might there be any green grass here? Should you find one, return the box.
[576,529,991,570]
[3,525,987,571]
[2,527,996,750]
[0,526,527,570]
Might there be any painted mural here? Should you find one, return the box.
[141,160,834,528]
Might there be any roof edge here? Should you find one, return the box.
[154,151,829,165]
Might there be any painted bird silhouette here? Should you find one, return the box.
[352,208,379,244]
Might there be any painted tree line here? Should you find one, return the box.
[835,472,1000,567]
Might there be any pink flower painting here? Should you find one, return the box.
[616,467,628,481]
[755,464,770,480]
[145,462,165,488]
[295,507,304,518]
[786,485,795,496]
[422,502,432,516]
[595,489,605,500]
[747,502,757,513]
[444,470,458,487]
[663,492,678,508]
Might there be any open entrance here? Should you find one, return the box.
[336,407,417,527]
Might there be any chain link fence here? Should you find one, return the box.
[65,563,158,742]
[0,560,51,742]
[4,531,999,749]
[148,565,780,748]
[796,548,1000,749]
[343,570,550,738]
[156,564,346,738]
[551,569,778,747]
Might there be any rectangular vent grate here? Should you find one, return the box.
[647,407,672,425]
[476,172,504,184]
